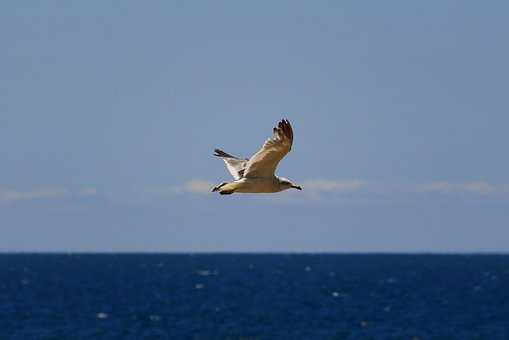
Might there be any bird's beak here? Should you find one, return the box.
[291,185,302,190]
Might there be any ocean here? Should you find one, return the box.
[1,254,508,339]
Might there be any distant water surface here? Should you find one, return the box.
[1,254,508,339]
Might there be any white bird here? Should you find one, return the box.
[212,119,302,195]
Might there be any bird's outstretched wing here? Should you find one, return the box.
[213,149,248,180]
[243,119,294,178]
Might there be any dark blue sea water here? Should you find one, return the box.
[1,254,508,339]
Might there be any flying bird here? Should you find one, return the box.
[212,119,302,195]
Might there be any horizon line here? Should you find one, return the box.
[1,251,508,255]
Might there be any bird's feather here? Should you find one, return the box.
[243,119,293,178]
[213,149,248,180]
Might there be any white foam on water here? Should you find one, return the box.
[149,315,161,321]
[97,312,108,319]
[331,291,347,298]
[196,269,219,276]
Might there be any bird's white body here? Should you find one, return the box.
[227,177,283,193]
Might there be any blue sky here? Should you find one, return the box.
[1,1,508,252]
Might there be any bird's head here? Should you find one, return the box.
[278,177,302,191]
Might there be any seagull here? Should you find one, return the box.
[212,119,302,195]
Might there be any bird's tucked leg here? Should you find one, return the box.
[211,182,228,192]
[213,181,240,195]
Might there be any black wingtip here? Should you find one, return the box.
[214,149,240,160]
[214,149,227,157]
[275,118,293,142]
